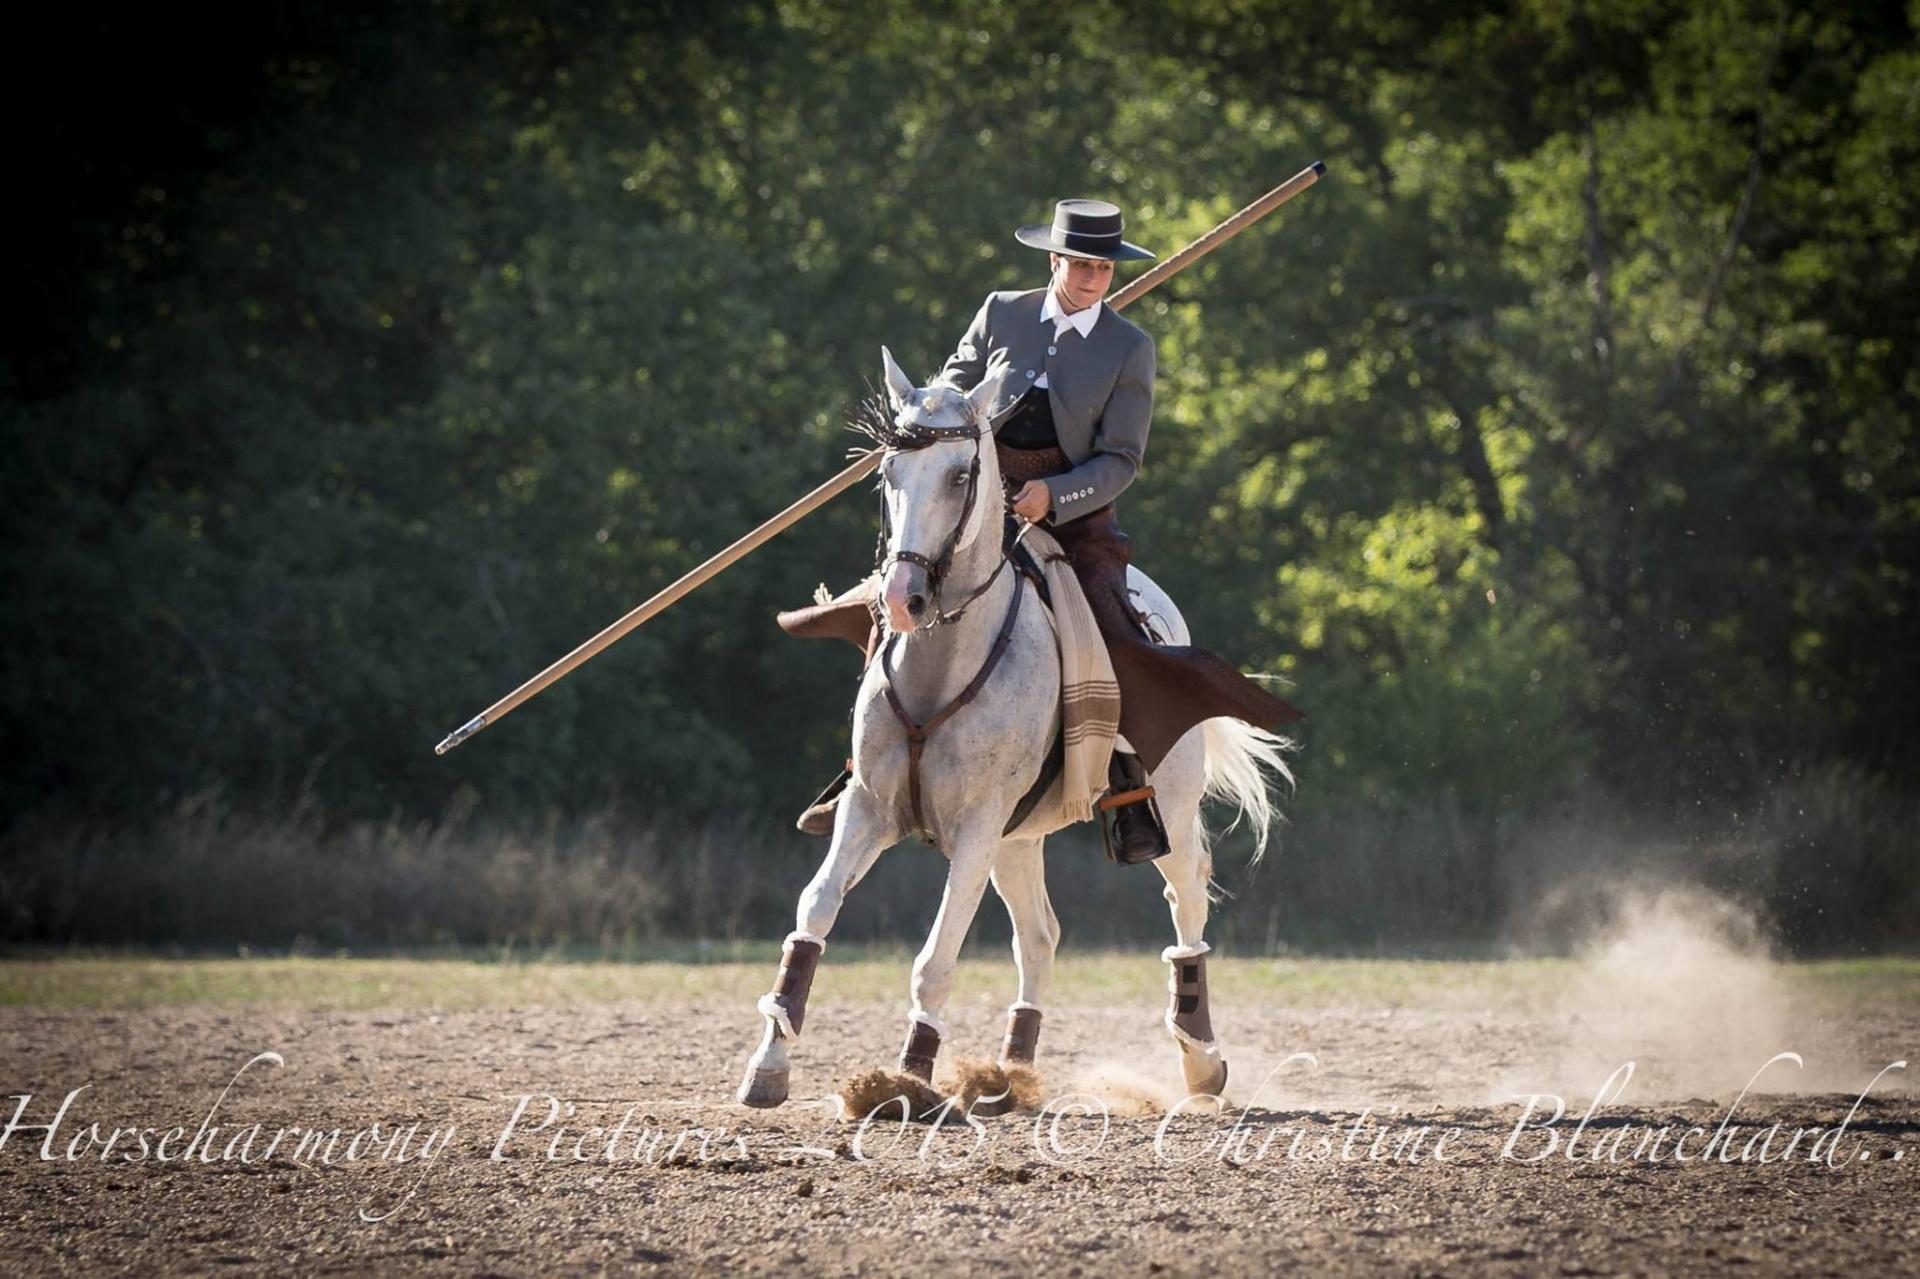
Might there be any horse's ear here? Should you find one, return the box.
[880,346,916,411]
[966,358,1010,425]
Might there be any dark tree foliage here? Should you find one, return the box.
[3,1,1914,931]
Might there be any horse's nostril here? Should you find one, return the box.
[906,594,926,616]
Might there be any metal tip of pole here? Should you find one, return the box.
[434,714,488,756]
[1311,159,1326,176]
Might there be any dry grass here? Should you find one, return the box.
[5,758,1915,958]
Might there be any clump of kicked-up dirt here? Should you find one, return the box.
[837,1068,948,1122]
[837,1058,1044,1122]
[944,1056,1045,1114]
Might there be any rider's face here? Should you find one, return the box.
[1050,252,1115,313]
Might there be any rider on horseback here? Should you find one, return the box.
[785,199,1302,862]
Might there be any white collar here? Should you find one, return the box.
[1041,285,1101,340]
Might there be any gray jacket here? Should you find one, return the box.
[934,288,1156,525]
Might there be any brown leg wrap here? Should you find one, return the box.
[765,938,822,1038]
[900,1020,941,1080]
[1000,1007,1043,1065]
[1169,954,1217,1045]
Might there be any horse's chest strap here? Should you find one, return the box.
[880,576,1025,846]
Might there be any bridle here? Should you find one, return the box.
[868,400,1039,845]
[874,417,1009,629]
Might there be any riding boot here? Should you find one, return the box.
[796,762,851,836]
[1102,749,1171,864]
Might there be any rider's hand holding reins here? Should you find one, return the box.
[1011,480,1052,522]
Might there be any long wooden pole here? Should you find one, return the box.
[1106,160,1325,311]
[435,160,1326,755]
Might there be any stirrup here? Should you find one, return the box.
[1098,752,1170,864]
[1100,789,1171,864]
[796,761,852,836]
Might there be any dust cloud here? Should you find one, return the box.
[1064,1060,1193,1116]
[1502,883,1879,1102]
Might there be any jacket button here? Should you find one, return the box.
[1025,370,1036,379]
[1047,345,1058,356]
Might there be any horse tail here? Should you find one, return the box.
[1199,718,1296,864]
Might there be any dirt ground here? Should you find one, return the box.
[1,968,1915,1277]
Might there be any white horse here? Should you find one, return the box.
[739,348,1291,1108]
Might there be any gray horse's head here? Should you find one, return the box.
[874,346,1010,634]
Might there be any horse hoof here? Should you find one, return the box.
[737,1065,791,1109]
[1179,1047,1228,1098]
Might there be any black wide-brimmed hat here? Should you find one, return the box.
[1014,198,1155,262]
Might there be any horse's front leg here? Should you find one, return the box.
[738,783,895,1109]
[945,837,1055,1118]
[898,827,1002,1080]
[989,837,1054,1066]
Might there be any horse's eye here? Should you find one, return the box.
[950,468,970,487]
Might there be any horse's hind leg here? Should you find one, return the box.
[738,789,893,1109]
[1155,806,1229,1097]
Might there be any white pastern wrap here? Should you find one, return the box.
[908,1009,949,1039]
[1165,1012,1219,1050]
[785,930,827,950]
[1161,941,1211,962]
[1007,1000,1043,1015]
[757,993,798,1042]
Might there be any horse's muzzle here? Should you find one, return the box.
[882,561,931,633]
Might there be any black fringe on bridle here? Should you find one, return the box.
[846,384,983,457]
[848,388,900,571]
[846,388,903,454]
[846,383,990,591]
